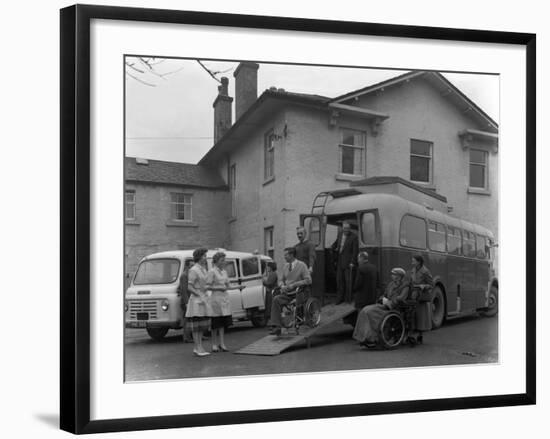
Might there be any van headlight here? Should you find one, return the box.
[124,301,129,312]
[161,300,169,312]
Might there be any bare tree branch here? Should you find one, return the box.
[125,72,156,87]
[196,60,222,83]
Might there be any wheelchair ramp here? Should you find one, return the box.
[235,303,355,356]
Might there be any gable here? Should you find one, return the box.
[334,71,497,133]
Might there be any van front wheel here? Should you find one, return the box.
[251,311,268,328]
[146,327,169,341]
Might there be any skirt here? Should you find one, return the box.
[211,315,232,329]
[185,317,211,333]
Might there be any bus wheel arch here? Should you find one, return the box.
[481,282,498,317]
[431,284,446,329]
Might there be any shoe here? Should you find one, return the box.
[219,345,229,352]
[193,350,210,357]
[269,327,282,336]
[211,345,220,353]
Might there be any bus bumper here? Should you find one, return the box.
[125,320,181,329]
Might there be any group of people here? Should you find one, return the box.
[178,248,233,357]
[351,253,434,347]
[263,222,435,347]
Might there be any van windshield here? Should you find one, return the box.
[134,258,181,285]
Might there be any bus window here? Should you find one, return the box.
[447,227,462,255]
[400,215,427,249]
[304,217,321,247]
[428,221,446,252]
[360,212,378,246]
[476,235,487,259]
[462,231,476,257]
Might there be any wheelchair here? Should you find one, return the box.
[377,299,420,349]
[274,286,322,335]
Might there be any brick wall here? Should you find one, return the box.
[124,182,230,285]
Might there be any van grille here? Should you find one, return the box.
[129,300,159,320]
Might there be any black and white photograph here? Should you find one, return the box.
[124,58,500,381]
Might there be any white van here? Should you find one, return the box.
[125,249,273,341]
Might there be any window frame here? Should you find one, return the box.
[469,148,489,190]
[125,190,136,221]
[170,192,193,222]
[229,163,237,218]
[446,226,463,256]
[338,127,366,176]
[462,230,477,258]
[399,214,428,250]
[427,220,447,253]
[264,226,274,259]
[264,130,275,182]
[410,138,433,184]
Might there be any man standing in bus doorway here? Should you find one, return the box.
[294,226,316,274]
[332,221,359,305]
[344,251,379,326]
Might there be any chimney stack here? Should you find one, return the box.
[233,62,259,121]
[212,76,233,144]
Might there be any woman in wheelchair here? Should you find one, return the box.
[352,267,409,348]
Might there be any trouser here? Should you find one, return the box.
[336,266,353,302]
[269,291,304,328]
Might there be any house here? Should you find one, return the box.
[124,156,229,283]
[199,64,498,267]
[125,63,498,275]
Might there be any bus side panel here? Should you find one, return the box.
[460,259,478,313]
[445,255,464,314]
[475,260,490,309]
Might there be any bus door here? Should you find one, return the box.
[300,214,325,300]
[356,209,382,276]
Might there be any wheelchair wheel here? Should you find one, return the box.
[379,311,405,349]
[304,297,322,328]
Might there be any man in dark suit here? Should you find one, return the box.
[332,221,359,304]
[344,251,379,326]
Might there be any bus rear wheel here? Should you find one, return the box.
[146,327,169,341]
[481,286,498,317]
[431,286,445,329]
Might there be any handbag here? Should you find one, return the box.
[417,286,433,303]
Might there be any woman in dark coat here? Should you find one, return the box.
[262,262,278,322]
[409,254,434,339]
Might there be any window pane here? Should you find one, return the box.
[224,261,237,279]
[303,217,321,247]
[470,149,486,164]
[462,231,476,257]
[400,215,426,249]
[447,227,462,255]
[134,259,180,285]
[361,213,377,246]
[184,205,192,220]
[428,221,446,252]
[341,145,355,174]
[411,139,431,156]
[411,156,430,182]
[342,129,363,146]
[476,235,487,258]
[470,164,485,188]
[242,257,259,276]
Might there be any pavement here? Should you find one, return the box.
[124,314,498,382]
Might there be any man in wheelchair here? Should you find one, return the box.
[352,267,411,348]
[268,247,312,336]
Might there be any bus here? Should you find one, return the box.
[300,183,498,328]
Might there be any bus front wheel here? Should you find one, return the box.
[431,286,446,329]
[146,327,169,341]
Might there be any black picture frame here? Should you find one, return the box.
[60,4,536,434]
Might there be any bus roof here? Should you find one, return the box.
[142,249,272,261]
[323,192,494,238]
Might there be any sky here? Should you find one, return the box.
[125,58,499,165]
